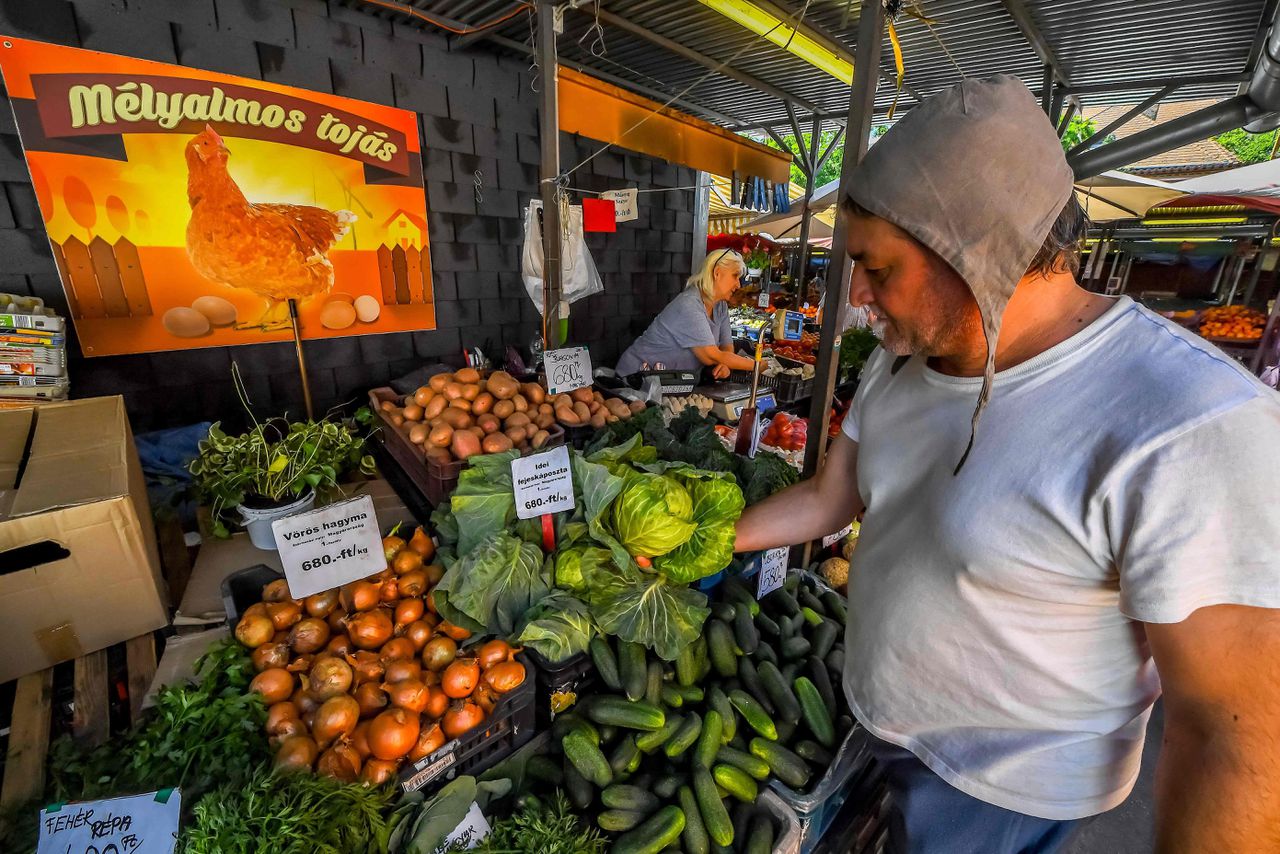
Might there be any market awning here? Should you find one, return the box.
[1157,158,1280,215]
[1074,171,1187,221]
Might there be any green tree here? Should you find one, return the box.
[1060,115,1103,151]
[761,130,845,189]
[1213,127,1278,164]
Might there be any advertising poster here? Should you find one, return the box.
[0,36,435,357]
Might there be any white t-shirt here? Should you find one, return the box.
[842,296,1280,820]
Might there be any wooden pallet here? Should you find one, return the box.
[0,634,156,811]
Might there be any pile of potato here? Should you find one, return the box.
[379,368,645,464]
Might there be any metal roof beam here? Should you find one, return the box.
[576,7,827,117]
[1069,85,1177,153]
[1061,72,1249,96]
[1000,0,1072,88]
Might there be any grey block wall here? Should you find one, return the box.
[0,0,696,431]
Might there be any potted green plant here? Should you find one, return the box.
[743,246,770,277]
[190,418,376,548]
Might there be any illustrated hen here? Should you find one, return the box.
[185,126,355,329]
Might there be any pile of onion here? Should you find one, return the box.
[236,525,527,785]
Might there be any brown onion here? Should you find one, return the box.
[249,668,294,704]
[442,701,484,739]
[402,620,433,652]
[442,658,480,699]
[392,550,423,576]
[368,707,420,761]
[426,589,438,615]
[271,630,289,645]
[384,659,422,684]
[286,654,314,674]
[235,613,274,649]
[409,527,435,558]
[424,686,449,719]
[361,758,399,786]
[243,602,269,621]
[326,634,353,658]
[317,742,361,782]
[347,651,385,685]
[328,607,348,633]
[398,569,427,598]
[395,599,425,626]
[484,660,526,695]
[310,657,353,700]
[313,694,360,747]
[266,701,300,734]
[476,639,516,669]
[266,600,303,631]
[380,577,400,603]
[422,669,441,688]
[292,686,320,716]
[268,716,308,748]
[262,578,293,602]
[383,678,429,713]
[252,642,291,672]
[305,590,340,618]
[340,580,382,613]
[302,706,317,731]
[355,682,389,719]
[422,636,457,672]
[274,735,319,774]
[424,564,445,585]
[347,609,394,650]
[350,721,373,759]
[408,722,446,761]
[437,621,471,642]
[288,618,330,654]
[380,637,416,664]
[383,535,406,561]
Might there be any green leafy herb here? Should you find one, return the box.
[464,791,607,854]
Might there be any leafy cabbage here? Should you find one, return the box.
[587,569,710,662]
[609,471,696,558]
[655,474,744,583]
[553,546,617,593]
[516,592,595,663]
[433,532,549,636]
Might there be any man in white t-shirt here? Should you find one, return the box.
[735,76,1280,853]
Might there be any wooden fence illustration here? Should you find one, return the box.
[46,237,433,320]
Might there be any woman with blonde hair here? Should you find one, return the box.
[616,248,759,378]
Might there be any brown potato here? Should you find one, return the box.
[408,423,430,444]
[472,392,494,415]
[486,371,519,400]
[573,401,592,422]
[451,430,482,460]
[535,411,555,429]
[438,408,472,429]
[538,402,553,416]
[390,413,405,427]
[512,393,528,413]
[590,411,607,429]
[428,424,453,448]
[570,387,594,405]
[442,382,465,401]
[379,400,396,412]
[492,399,515,419]
[521,383,546,405]
[607,414,619,423]
[552,394,572,409]
[504,411,531,429]
[588,400,601,414]
[449,398,472,412]
[402,403,424,422]
[605,398,631,418]
[477,414,501,434]
[461,383,481,402]
[413,387,434,407]
[530,429,550,449]
[592,391,604,404]
[628,400,647,414]
[468,426,485,439]
[425,445,452,463]
[504,426,527,444]
[429,372,453,392]
[424,395,449,420]
[482,432,514,454]
[555,405,581,426]
[454,367,481,384]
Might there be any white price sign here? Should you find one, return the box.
[757,291,770,308]
[272,495,386,597]
[600,188,638,222]
[512,445,576,519]
[545,346,592,395]
[38,789,182,854]
[823,524,854,548]
[443,801,492,849]
[757,546,790,598]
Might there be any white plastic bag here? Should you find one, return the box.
[522,199,604,315]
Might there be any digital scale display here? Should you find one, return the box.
[772,310,805,342]
[734,394,775,417]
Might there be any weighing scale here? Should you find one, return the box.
[696,383,776,423]
[772,310,805,342]
[626,369,699,395]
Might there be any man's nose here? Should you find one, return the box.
[848,266,873,308]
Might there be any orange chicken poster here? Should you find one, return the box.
[0,36,435,356]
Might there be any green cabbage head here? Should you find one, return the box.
[610,472,697,558]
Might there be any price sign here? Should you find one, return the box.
[600,188,638,222]
[272,495,386,597]
[545,346,592,395]
[757,546,789,598]
[823,524,854,548]
[757,291,770,308]
[512,445,576,520]
[38,789,182,854]
[443,801,492,849]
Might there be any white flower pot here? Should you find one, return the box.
[238,490,316,550]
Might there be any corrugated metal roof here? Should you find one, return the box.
[350,0,1273,133]
[1081,99,1243,172]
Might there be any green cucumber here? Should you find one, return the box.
[728,689,777,740]
[645,660,665,706]
[757,661,802,722]
[775,718,797,743]
[749,738,810,789]
[637,716,683,753]
[731,803,754,848]
[736,659,775,714]
[693,766,734,847]
[721,577,759,616]
[754,611,781,637]
[599,809,646,832]
[780,662,799,685]
[820,590,847,623]
[810,619,839,660]
[552,712,595,744]
[678,786,710,854]
[795,739,834,766]
[694,710,724,768]
[693,635,711,680]
[744,814,774,854]
[709,601,736,622]
[754,642,778,665]
[794,676,836,747]
[707,686,737,743]
[598,724,619,746]
[654,772,683,799]
[781,635,812,660]
[664,711,703,758]
[807,656,837,711]
[783,572,800,594]
[563,729,612,788]
[708,620,739,678]
[732,606,760,655]
[661,684,685,708]
[712,763,758,803]
[587,696,666,731]
[715,745,771,780]
[527,754,564,786]
[603,784,660,813]
[611,806,686,854]
[609,734,642,775]
[676,642,698,687]
[826,645,845,676]
[590,637,622,691]
[620,640,648,702]
[764,589,799,617]
[799,588,827,617]
[674,684,704,703]
[563,759,594,810]
[800,606,824,628]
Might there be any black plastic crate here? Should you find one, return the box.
[525,648,597,726]
[222,564,285,625]
[773,372,814,403]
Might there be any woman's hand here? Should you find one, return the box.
[712,363,731,380]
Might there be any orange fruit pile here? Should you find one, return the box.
[1199,305,1265,341]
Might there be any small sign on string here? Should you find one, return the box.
[599,188,638,222]
[544,346,592,395]
[757,546,790,598]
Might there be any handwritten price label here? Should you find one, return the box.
[545,346,592,396]
[823,524,854,548]
[512,445,576,520]
[757,546,790,598]
[38,789,182,854]
[757,291,770,308]
[272,495,386,597]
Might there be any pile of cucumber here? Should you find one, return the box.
[547,571,852,854]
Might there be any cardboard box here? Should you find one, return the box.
[0,396,167,683]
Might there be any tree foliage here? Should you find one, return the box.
[1213,128,1278,164]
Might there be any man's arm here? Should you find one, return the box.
[734,432,863,552]
[1146,604,1280,853]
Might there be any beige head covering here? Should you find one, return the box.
[848,74,1074,472]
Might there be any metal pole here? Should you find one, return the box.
[793,117,822,287]
[287,298,314,421]
[1041,64,1053,114]
[1242,245,1266,305]
[692,170,711,274]
[1224,254,1248,305]
[537,2,564,349]
[803,0,883,479]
